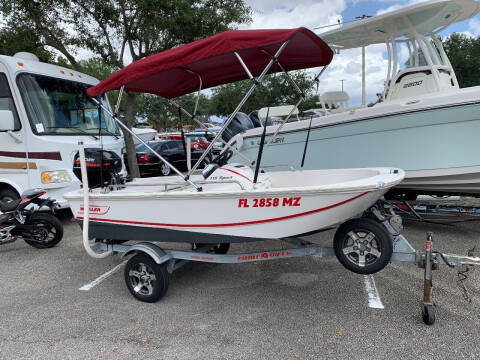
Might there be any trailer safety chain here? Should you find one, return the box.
[432,247,475,303]
[457,247,476,303]
[457,266,472,303]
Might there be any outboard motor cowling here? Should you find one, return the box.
[222,112,254,143]
[249,110,262,128]
[73,149,122,188]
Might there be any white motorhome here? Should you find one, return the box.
[0,52,124,208]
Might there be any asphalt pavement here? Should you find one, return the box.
[1,212,480,359]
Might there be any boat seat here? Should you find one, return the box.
[318,91,350,113]
[0,198,21,212]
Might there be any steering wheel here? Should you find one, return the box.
[213,149,233,167]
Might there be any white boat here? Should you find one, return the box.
[62,28,480,320]
[131,126,157,144]
[66,164,404,242]
[227,0,480,198]
[65,27,404,245]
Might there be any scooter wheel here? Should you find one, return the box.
[334,218,393,274]
[125,253,169,302]
[24,213,64,249]
[422,304,436,325]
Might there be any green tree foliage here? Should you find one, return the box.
[136,93,211,131]
[0,25,54,62]
[1,0,251,177]
[208,71,315,116]
[443,33,480,88]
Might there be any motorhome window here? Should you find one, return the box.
[0,73,21,130]
[17,73,120,136]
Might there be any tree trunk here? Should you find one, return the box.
[122,92,141,178]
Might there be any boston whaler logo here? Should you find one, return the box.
[78,205,110,216]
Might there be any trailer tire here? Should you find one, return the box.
[334,218,393,274]
[125,253,169,302]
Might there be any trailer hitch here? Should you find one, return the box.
[419,233,480,324]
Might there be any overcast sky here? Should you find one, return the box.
[240,0,480,105]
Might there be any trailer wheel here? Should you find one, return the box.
[422,304,436,325]
[124,253,169,302]
[192,243,230,254]
[334,218,393,274]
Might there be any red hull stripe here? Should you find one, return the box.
[0,151,62,161]
[221,168,253,183]
[77,191,370,228]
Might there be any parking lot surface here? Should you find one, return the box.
[1,213,480,359]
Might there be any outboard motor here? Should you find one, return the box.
[249,110,262,128]
[249,110,274,127]
[222,112,254,143]
[73,149,123,188]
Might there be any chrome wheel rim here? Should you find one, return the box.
[161,163,170,176]
[342,230,382,268]
[129,262,156,296]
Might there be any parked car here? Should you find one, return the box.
[125,140,209,177]
[188,135,210,151]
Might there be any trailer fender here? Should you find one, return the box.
[121,242,172,265]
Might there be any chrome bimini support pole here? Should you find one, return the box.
[264,65,329,147]
[186,40,290,177]
[91,97,201,191]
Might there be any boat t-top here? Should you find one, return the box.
[226,0,480,199]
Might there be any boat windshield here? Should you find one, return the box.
[17,73,120,136]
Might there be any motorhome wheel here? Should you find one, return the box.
[125,253,169,302]
[333,218,393,274]
[0,188,19,204]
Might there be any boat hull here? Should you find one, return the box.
[231,91,480,195]
[68,188,388,242]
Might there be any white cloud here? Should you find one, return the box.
[317,44,388,105]
[244,0,346,30]
[468,18,480,36]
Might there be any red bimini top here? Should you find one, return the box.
[87,27,333,99]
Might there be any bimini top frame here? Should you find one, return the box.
[88,27,333,191]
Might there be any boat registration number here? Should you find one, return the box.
[238,197,301,208]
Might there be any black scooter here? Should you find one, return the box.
[0,189,63,248]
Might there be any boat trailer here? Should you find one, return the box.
[384,197,480,224]
[88,205,480,326]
